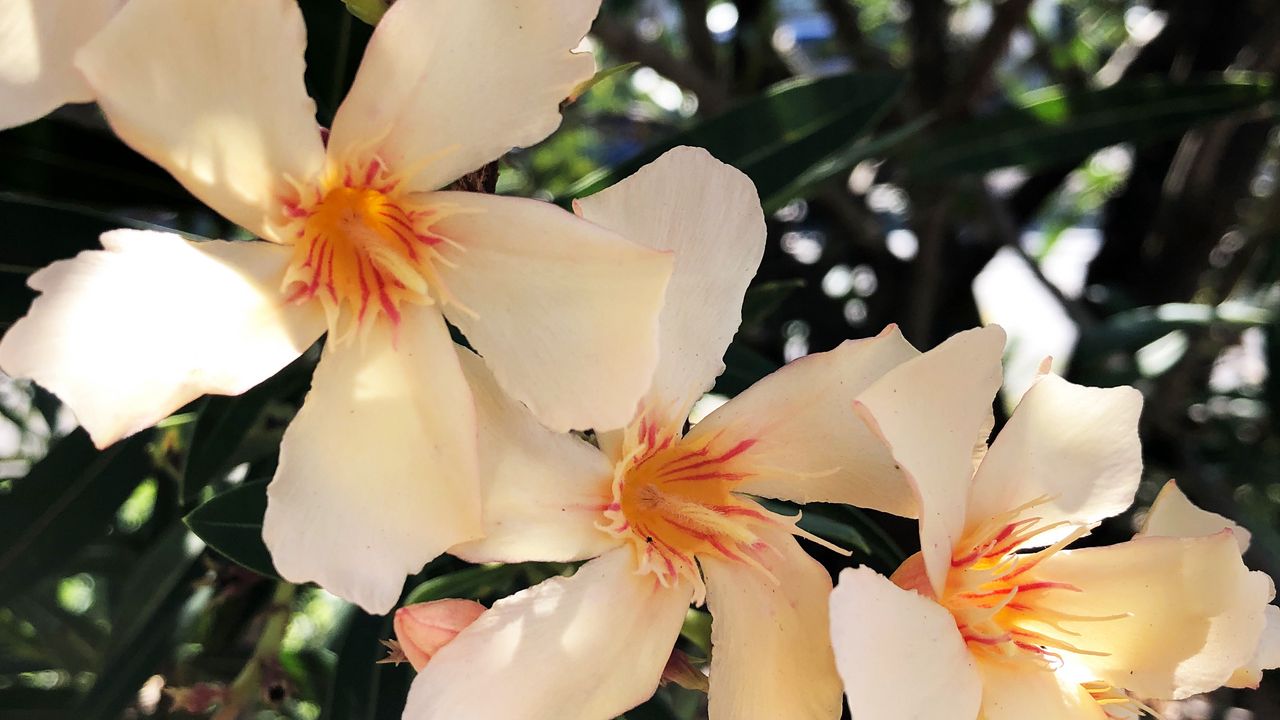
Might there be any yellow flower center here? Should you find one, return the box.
[892,499,1144,717]
[281,157,463,338]
[892,499,1125,670]
[598,415,828,604]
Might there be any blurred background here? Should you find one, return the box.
[1,0,1279,717]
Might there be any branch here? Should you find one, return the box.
[677,0,719,76]
[817,0,888,69]
[591,16,732,114]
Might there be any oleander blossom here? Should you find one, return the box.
[830,351,1277,720]
[0,0,673,614]
[0,0,125,130]
[397,147,939,720]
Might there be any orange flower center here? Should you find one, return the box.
[892,499,1123,672]
[598,414,818,603]
[281,158,463,337]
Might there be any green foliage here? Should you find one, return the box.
[183,480,280,579]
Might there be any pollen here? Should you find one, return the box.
[280,157,463,339]
[598,412,839,604]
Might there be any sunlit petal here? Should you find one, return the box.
[574,146,765,427]
[0,0,122,129]
[0,230,323,448]
[853,326,1006,596]
[76,0,325,241]
[431,192,672,433]
[830,567,982,720]
[404,548,691,719]
[688,325,919,516]
[264,305,480,615]
[329,0,600,192]
[702,530,843,720]
[448,348,618,565]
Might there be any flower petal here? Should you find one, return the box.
[0,230,323,448]
[431,192,672,433]
[448,348,618,565]
[1031,533,1271,699]
[966,371,1143,546]
[1139,480,1251,553]
[76,0,324,241]
[329,0,600,192]
[686,325,920,516]
[853,326,1006,597]
[1228,604,1280,688]
[264,306,480,615]
[830,566,982,720]
[573,146,766,426]
[701,531,843,720]
[976,658,1106,720]
[404,548,691,720]
[0,0,121,130]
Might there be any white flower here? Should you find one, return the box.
[0,0,673,614]
[398,147,936,720]
[0,0,124,130]
[830,350,1274,720]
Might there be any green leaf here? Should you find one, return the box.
[325,611,413,720]
[101,523,203,665]
[568,63,640,104]
[906,74,1276,176]
[563,72,905,208]
[402,563,559,605]
[341,0,388,25]
[712,342,779,398]
[0,430,154,605]
[741,279,805,326]
[183,480,280,579]
[182,352,314,503]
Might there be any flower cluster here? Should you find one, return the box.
[1,1,1276,719]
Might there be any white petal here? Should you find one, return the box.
[830,566,982,720]
[404,548,691,720]
[976,658,1107,720]
[329,0,599,192]
[686,325,920,516]
[1031,533,1271,699]
[1228,604,1280,688]
[967,372,1143,547]
[0,230,323,448]
[1140,480,1251,553]
[448,348,619,565]
[0,0,122,129]
[701,531,843,720]
[432,192,672,433]
[76,0,324,241]
[264,306,480,615]
[574,147,766,425]
[853,326,1006,596]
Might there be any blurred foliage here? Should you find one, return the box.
[3,0,1280,718]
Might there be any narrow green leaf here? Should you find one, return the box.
[906,74,1276,176]
[341,0,388,25]
[102,523,203,665]
[182,352,313,503]
[712,342,779,398]
[183,480,280,579]
[568,62,640,104]
[741,279,805,326]
[402,563,559,605]
[0,430,154,605]
[326,610,413,720]
[563,72,905,206]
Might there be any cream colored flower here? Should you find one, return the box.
[1138,481,1280,690]
[0,0,124,130]
[831,354,1274,720]
[0,0,673,614]
[396,146,948,720]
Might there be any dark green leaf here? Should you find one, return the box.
[0,430,154,605]
[183,480,280,579]
[402,563,560,605]
[325,610,413,720]
[741,280,805,326]
[102,523,203,665]
[906,74,1276,176]
[563,72,905,208]
[712,342,779,398]
[182,352,314,503]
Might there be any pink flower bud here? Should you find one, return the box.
[393,599,486,671]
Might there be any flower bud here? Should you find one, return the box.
[393,599,486,671]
